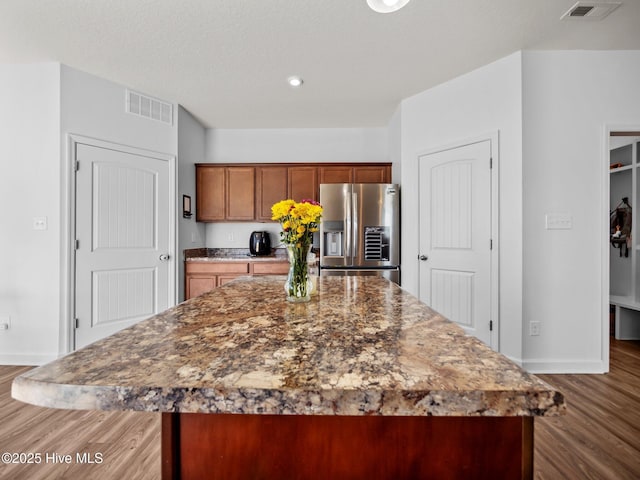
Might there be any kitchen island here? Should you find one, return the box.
[13,276,565,479]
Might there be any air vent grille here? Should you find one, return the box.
[561,1,622,20]
[126,89,173,125]
[570,5,594,16]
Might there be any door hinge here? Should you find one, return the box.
[490,320,493,331]
[490,157,493,169]
[75,318,79,329]
[490,238,493,250]
[75,239,80,250]
[75,160,80,172]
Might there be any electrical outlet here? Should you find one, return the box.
[227,232,235,242]
[529,321,540,336]
[0,316,10,331]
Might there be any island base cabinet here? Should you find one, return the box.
[162,413,533,479]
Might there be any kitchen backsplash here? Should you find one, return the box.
[205,222,319,249]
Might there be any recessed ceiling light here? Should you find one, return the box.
[287,76,304,88]
[367,0,412,14]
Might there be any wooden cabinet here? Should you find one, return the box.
[256,167,288,221]
[353,165,390,183]
[185,262,250,299]
[185,260,289,299]
[226,167,255,220]
[319,165,390,185]
[197,163,391,222]
[196,165,255,221]
[196,166,225,221]
[319,166,353,184]
[288,166,318,202]
[251,262,290,275]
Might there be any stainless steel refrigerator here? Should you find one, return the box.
[319,183,400,284]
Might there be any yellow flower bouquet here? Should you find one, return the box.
[271,199,323,302]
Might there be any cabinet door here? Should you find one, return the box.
[218,275,241,286]
[226,167,255,220]
[186,276,217,299]
[319,166,353,184]
[353,165,390,183]
[288,167,318,202]
[252,262,290,275]
[196,166,225,221]
[256,167,288,221]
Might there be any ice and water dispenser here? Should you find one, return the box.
[323,222,344,258]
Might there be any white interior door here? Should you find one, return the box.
[75,142,173,348]
[418,140,494,346]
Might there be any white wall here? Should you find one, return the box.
[177,106,207,301]
[59,66,179,352]
[0,63,61,364]
[400,52,524,363]
[387,107,402,185]
[0,63,181,365]
[203,127,390,248]
[521,51,640,373]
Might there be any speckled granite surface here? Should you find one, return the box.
[184,247,289,262]
[12,276,565,417]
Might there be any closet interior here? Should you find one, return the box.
[609,133,640,340]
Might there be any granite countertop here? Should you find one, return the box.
[12,276,565,417]
[184,247,289,262]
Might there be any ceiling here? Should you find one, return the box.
[0,0,638,128]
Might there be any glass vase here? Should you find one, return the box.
[284,244,312,303]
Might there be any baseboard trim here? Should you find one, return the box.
[522,359,607,374]
[0,354,58,366]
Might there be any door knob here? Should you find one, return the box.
[418,254,428,261]
[159,254,170,262]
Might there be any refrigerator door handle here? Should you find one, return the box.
[345,188,352,265]
[351,192,358,264]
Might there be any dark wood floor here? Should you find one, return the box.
[1,338,639,479]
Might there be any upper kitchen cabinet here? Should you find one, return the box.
[256,166,288,221]
[226,167,255,220]
[196,163,391,222]
[196,165,255,221]
[196,165,225,221]
[353,165,390,183]
[288,166,318,202]
[319,164,391,185]
[319,166,353,184]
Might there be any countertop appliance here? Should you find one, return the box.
[319,183,400,284]
[249,231,271,256]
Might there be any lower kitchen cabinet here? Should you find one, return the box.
[251,262,290,275]
[185,260,289,299]
[185,262,249,299]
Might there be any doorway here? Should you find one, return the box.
[417,135,499,348]
[68,136,176,350]
[608,131,640,342]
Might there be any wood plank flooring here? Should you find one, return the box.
[1,338,638,479]
[0,366,160,480]
[535,338,640,479]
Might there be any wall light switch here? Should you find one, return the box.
[545,213,572,230]
[0,316,10,331]
[33,216,48,231]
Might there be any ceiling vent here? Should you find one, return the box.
[561,1,622,20]
[126,89,173,125]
